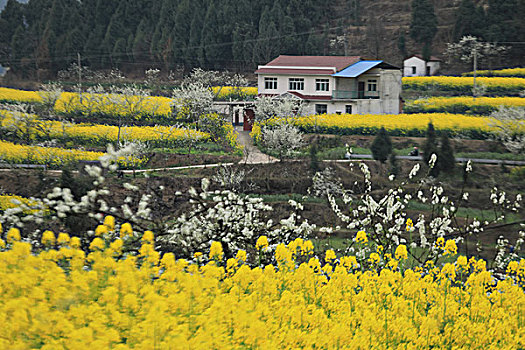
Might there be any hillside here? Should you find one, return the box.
[0,0,522,78]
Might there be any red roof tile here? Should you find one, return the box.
[254,68,336,75]
[263,55,361,71]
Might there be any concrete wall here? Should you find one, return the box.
[403,57,440,76]
[258,74,334,96]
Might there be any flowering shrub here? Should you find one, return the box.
[403,76,525,95]
[462,67,525,78]
[252,113,496,140]
[405,96,525,115]
[0,195,41,213]
[0,227,524,348]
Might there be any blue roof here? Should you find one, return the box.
[332,60,383,78]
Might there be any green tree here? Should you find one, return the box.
[370,127,392,164]
[422,122,439,175]
[389,152,399,176]
[438,132,455,174]
[410,0,437,51]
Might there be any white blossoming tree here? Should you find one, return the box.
[489,106,525,154]
[325,157,523,269]
[261,122,305,161]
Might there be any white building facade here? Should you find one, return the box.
[403,55,441,77]
[256,55,402,116]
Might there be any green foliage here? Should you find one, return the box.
[422,122,439,173]
[370,127,392,164]
[438,132,455,174]
[409,0,437,45]
[388,152,399,176]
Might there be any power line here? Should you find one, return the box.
[2,22,351,65]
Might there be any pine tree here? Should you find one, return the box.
[438,132,455,174]
[371,127,392,164]
[422,122,439,176]
[410,0,437,50]
[389,152,399,176]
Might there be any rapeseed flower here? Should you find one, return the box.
[209,241,224,260]
[355,230,368,243]
[119,222,133,238]
[6,227,21,243]
[41,230,55,246]
[394,244,408,260]
[255,235,269,251]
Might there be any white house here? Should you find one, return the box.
[403,54,441,77]
[255,55,402,116]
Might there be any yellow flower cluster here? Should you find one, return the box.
[462,67,525,78]
[252,113,496,141]
[403,76,525,89]
[0,225,524,348]
[0,140,105,166]
[0,87,41,103]
[0,110,210,147]
[0,194,42,213]
[211,86,258,100]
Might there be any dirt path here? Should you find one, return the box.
[234,126,278,164]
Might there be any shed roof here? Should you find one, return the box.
[406,54,442,62]
[332,60,383,78]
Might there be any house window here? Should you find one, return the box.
[345,105,352,114]
[289,78,304,91]
[315,79,329,91]
[315,104,327,114]
[264,77,277,90]
[412,66,416,74]
[367,80,377,91]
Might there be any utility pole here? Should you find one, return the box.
[473,48,477,100]
[78,52,82,103]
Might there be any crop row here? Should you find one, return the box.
[402,76,525,95]
[0,224,523,348]
[0,110,211,148]
[252,113,496,140]
[462,67,525,78]
[404,96,525,115]
[0,140,146,168]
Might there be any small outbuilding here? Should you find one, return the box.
[403,54,441,77]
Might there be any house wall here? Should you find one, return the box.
[403,57,440,76]
[302,69,401,115]
[257,74,334,96]
[403,57,426,76]
[427,61,440,75]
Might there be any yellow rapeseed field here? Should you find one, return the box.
[252,113,496,140]
[403,76,525,94]
[212,86,258,99]
[0,110,210,147]
[410,96,525,109]
[0,87,42,103]
[0,140,105,166]
[462,67,525,77]
[0,223,523,349]
[55,92,173,119]
[405,96,525,115]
